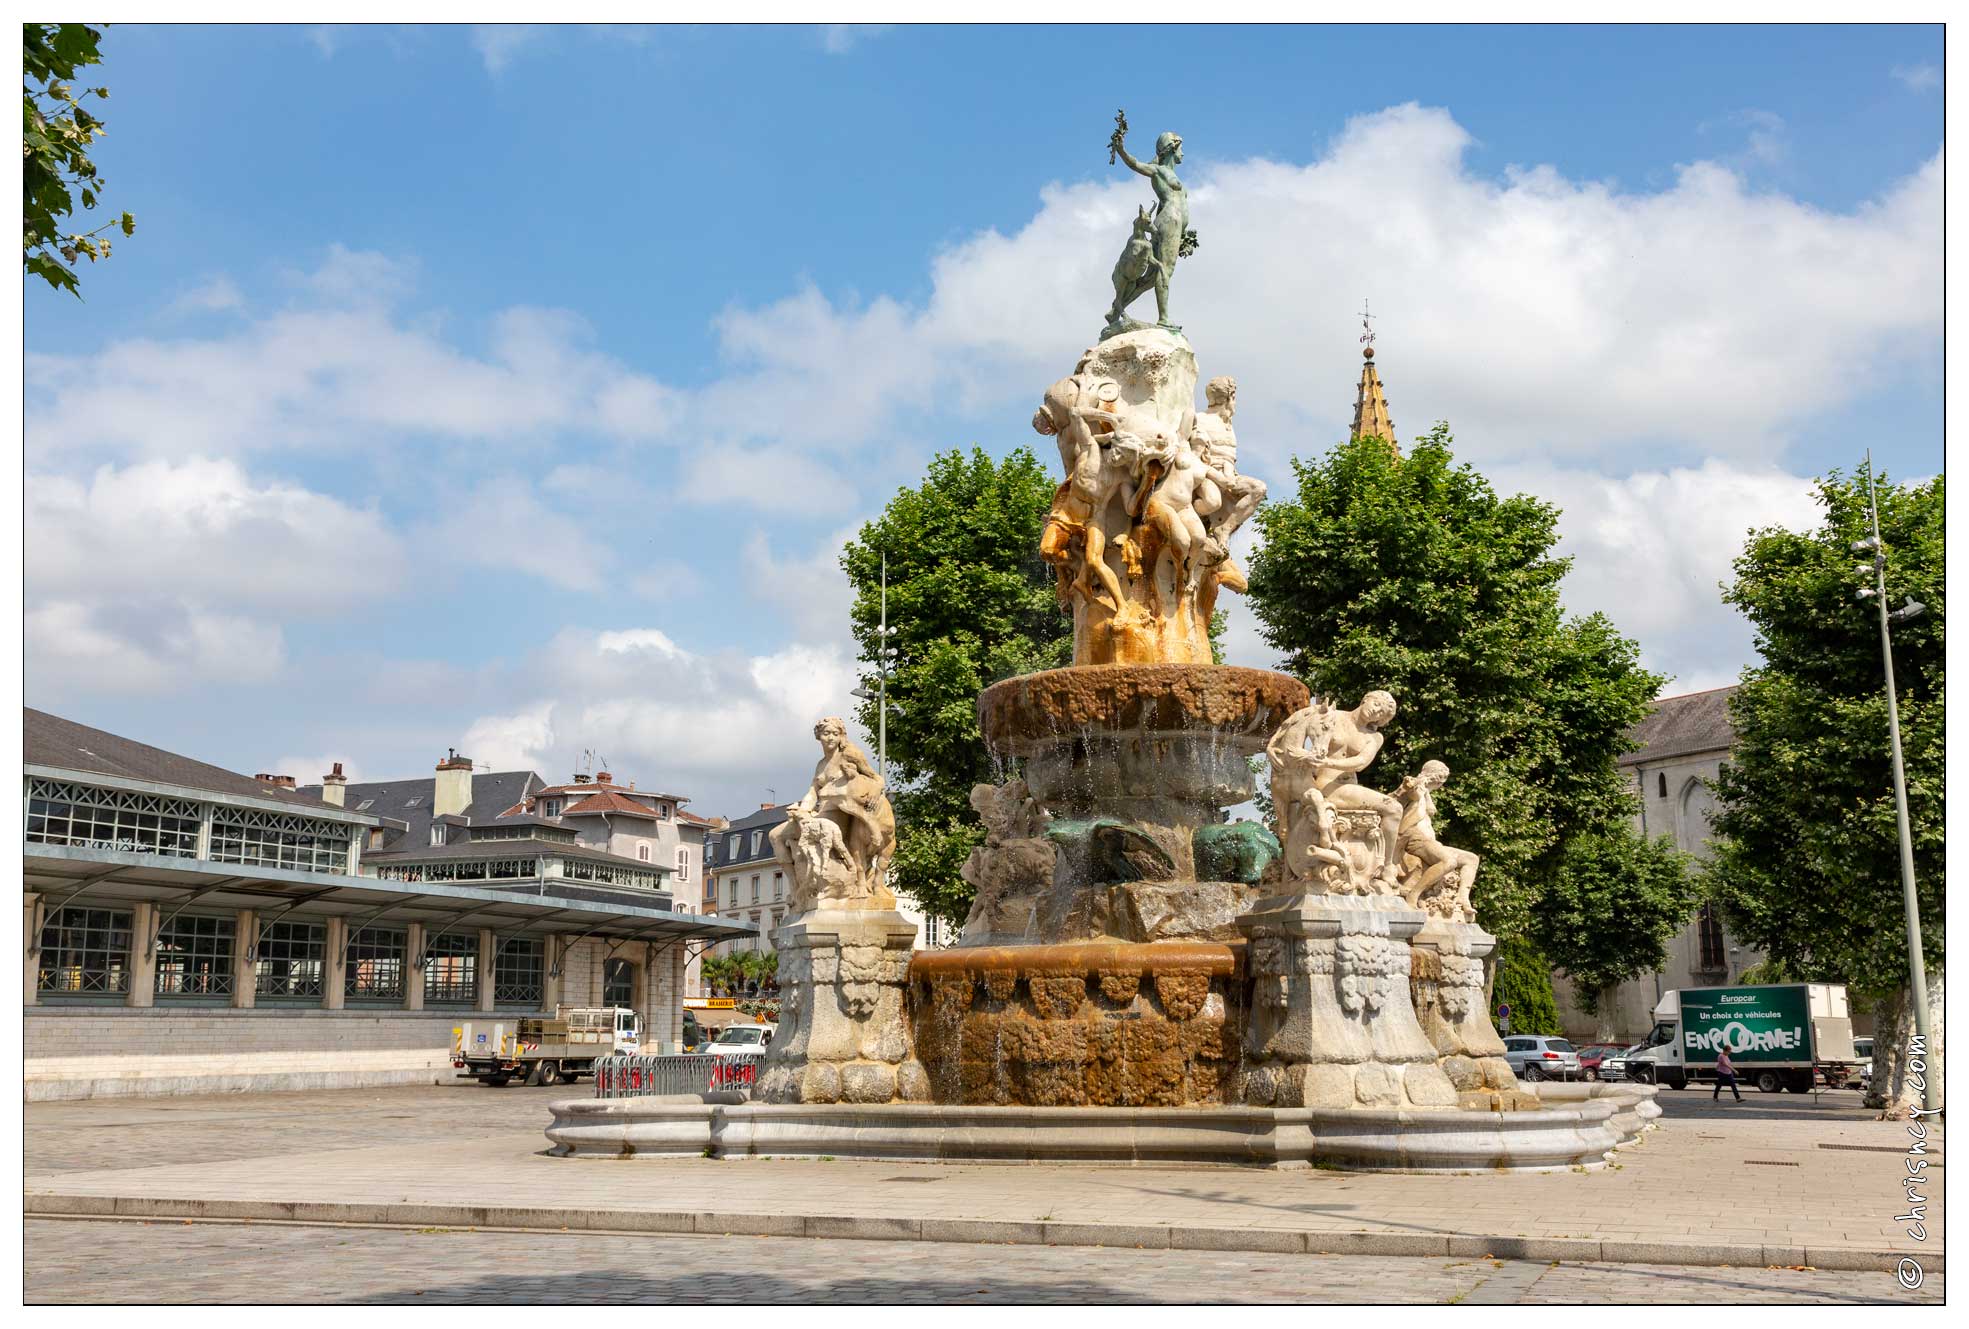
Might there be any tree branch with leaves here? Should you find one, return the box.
[24,22,134,297]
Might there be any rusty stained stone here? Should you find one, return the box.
[1153,969,1211,1022]
[1095,969,1141,1004]
[977,664,1310,760]
[981,969,1019,1002]
[1027,974,1090,1020]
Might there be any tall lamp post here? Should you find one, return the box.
[1853,451,1935,1113]
[851,552,901,777]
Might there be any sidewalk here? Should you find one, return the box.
[25,1084,1943,1273]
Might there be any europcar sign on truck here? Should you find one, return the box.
[1677,985,1812,1064]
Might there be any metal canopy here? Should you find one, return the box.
[23,844,756,944]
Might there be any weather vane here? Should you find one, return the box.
[1359,298,1377,349]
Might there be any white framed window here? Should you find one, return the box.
[728,878,739,906]
[772,871,783,900]
[541,798,561,818]
[657,803,670,820]
[675,847,689,880]
[430,824,446,846]
[637,843,651,862]
[751,873,761,903]
[750,830,763,856]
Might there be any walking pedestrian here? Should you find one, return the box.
[1713,1048,1744,1102]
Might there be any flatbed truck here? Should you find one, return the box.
[453,1006,640,1087]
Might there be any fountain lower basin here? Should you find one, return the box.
[544,1081,1659,1171]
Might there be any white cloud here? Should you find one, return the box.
[470,25,545,74]
[167,276,244,317]
[682,441,860,514]
[741,526,859,644]
[27,457,403,606]
[461,702,557,772]
[1699,108,1788,168]
[1495,459,1823,691]
[455,627,861,811]
[1892,62,1940,92]
[23,457,405,697]
[26,600,286,695]
[820,25,892,54]
[26,250,677,464]
[427,475,617,592]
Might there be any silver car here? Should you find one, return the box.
[1502,1035,1583,1082]
[1596,1043,1646,1083]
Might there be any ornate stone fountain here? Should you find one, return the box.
[546,115,1656,1169]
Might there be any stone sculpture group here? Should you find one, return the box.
[753,114,1522,1119]
[1266,693,1481,922]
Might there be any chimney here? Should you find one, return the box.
[572,772,591,784]
[760,802,777,811]
[321,762,347,807]
[596,770,613,785]
[434,749,474,818]
[255,773,296,790]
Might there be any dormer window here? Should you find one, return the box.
[657,803,671,820]
[430,824,446,847]
[541,799,561,818]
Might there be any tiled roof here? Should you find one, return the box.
[1619,686,1739,766]
[26,708,360,814]
[563,790,661,819]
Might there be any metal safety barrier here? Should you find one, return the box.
[592,1052,763,1099]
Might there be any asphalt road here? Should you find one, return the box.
[26,1219,1941,1305]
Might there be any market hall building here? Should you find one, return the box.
[23,709,753,1100]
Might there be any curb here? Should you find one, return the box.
[23,1193,1934,1273]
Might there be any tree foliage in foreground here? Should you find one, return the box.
[1246,426,1668,953]
[1702,466,1942,1106]
[842,447,1071,929]
[23,23,134,297]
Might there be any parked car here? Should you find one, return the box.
[704,1023,776,1057]
[1853,1035,1875,1093]
[1596,1044,1647,1083]
[1501,1035,1582,1082]
[1576,1043,1628,1081]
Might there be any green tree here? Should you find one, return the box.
[1491,935,1562,1037]
[1247,426,1667,951]
[1532,828,1697,1032]
[1702,465,1943,1112]
[23,23,134,297]
[842,446,1072,928]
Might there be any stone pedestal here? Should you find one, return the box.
[757,910,929,1106]
[1410,919,1535,1109]
[1234,893,1459,1110]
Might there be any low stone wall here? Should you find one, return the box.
[25,1009,525,1101]
[546,1097,1643,1172]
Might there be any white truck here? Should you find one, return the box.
[453,1006,640,1087]
[1623,983,1858,1094]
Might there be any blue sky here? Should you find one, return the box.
[23,23,1944,816]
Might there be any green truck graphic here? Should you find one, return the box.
[1624,984,1858,1093]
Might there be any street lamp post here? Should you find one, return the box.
[852,552,901,778]
[1853,451,1935,1113]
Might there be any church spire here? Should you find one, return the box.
[1350,300,1397,453]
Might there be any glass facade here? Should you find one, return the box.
[345,925,407,1003]
[254,920,326,999]
[154,913,235,1000]
[212,807,350,875]
[27,779,200,858]
[37,906,133,996]
[494,936,545,1007]
[603,957,636,1008]
[374,858,538,884]
[423,931,478,1005]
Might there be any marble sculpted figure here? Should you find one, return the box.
[1264,692,1476,911]
[771,717,897,912]
[1395,760,1481,924]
